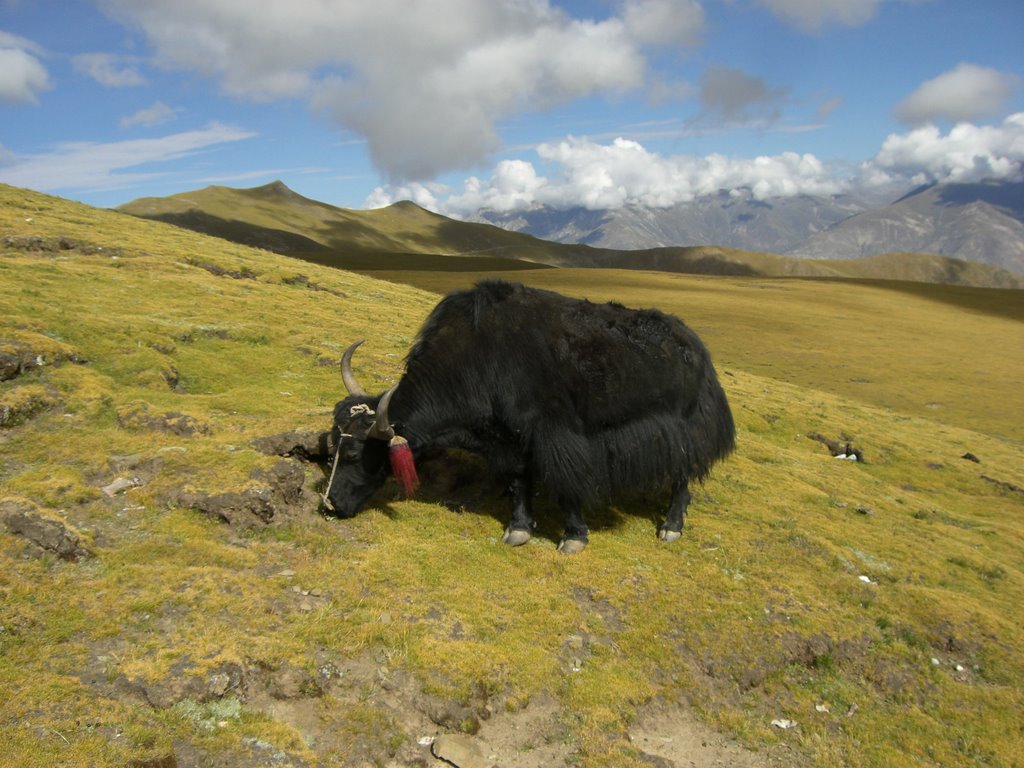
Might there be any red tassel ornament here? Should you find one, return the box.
[388,435,420,497]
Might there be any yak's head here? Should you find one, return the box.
[321,340,399,518]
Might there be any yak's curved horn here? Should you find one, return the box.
[341,340,367,397]
[369,384,398,441]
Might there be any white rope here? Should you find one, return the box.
[321,438,345,511]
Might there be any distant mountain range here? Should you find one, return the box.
[787,182,1024,274]
[473,189,872,253]
[116,180,1024,288]
[473,181,1024,275]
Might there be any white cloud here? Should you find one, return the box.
[73,52,146,87]
[371,136,846,214]
[0,122,256,193]
[895,63,1019,125]
[365,180,450,211]
[98,0,705,182]
[120,101,180,128]
[369,113,1024,214]
[755,0,879,31]
[0,30,45,55]
[863,112,1024,186]
[0,32,51,104]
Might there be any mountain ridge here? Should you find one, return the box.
[116,180,1024,288]
[475,180,1024,275]
[786,180,1024,273]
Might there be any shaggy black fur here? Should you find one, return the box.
[325,280,735,548]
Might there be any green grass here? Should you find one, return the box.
[2,183,1023,767]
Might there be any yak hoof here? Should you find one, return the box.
[557,538,587,555]
[658,529,682,543]
[502,528,532,547]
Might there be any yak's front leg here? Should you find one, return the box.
[659,478,691,543]
[557,498,589,554]
[501,474,535,547]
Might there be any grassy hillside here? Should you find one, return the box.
[362,267,1024,442]
[119,181,1024,288]
[118,181,578,267]
[3,183,1024,767]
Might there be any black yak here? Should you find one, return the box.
[322,280,734,553]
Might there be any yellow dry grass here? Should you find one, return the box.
[1,183,1022,767]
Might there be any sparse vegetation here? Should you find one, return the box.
[2,183,1023,767]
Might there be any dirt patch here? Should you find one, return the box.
[629,698,791,767]
[74,643,574,768]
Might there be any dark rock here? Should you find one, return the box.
[254,459,307,505]
[961,452,981,463]
[0,338,84,382]
[0,388,58,428]
[251,430,332,460]
[140,658,245,709]
[0,499,91,560]
[177,456,316,529]
[117,403,211,436]
[178,489,275,528]
[0,349,28,381]
[3,235,57,252]
[807,432,865,462]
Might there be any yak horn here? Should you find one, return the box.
[370,385,398,441]
[341,339,367,397]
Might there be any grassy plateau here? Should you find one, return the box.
[2,182,1023,767]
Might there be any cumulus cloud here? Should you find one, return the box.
[0,32,51,104]
[73,52,146,87]
[370,136,846,213]
[99,0,705,182]
[698,66,788,125]
[0,122,256,193]
[895,63,1019,125]
[863,112,1024,186]
[120,101,180,128]
[368,113,1024,214]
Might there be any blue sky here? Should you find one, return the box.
[1,0,1022,215]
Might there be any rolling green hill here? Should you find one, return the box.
[119,181,1024,288]
[3,183,1024,767]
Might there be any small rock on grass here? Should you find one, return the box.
[430,734,491,768]
[101,477,141,497]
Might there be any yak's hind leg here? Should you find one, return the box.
[502,474,535,547]
[659,479,691,543]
